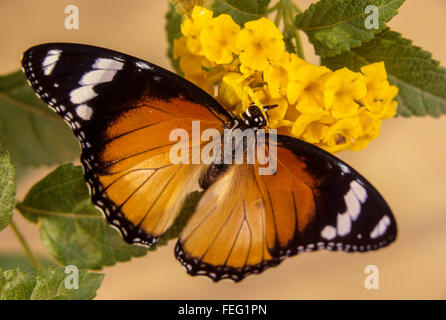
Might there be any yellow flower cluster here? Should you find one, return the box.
[173,6,398,153]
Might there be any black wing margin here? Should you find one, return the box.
[275,134,397,256]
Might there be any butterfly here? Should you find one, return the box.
[21,43,397,282]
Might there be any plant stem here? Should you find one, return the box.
[293,29,305,60]
[10,219,41,271]
[288,8,305,60]
[267,1,281,14]
[274,4,283,27]
[282,2,305,60]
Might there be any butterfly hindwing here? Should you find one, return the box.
[176,164,279,282]
[22,43,232,246]
[176,134,396,281]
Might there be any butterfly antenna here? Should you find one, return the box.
[262,104,278,129]
[263,104,278,111]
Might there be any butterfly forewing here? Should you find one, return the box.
[21,43,231,246]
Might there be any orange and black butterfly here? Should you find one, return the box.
[22,43,397,282]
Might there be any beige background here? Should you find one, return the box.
[1,0,446,299]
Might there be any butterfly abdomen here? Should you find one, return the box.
[199,163,230,190]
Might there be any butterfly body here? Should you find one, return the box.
[22,43,397,282]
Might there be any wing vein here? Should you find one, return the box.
[200,202,238,261]
[102,119,167,144]
[241,198,253,270]
[136,164,183,227]
[222,198,246,268]
[98,142,177,171]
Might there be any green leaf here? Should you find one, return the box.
[16,164,147,270]
[165,1,270,72]
[212,0,270,26]
[166,2,184,75]
[0,71,79,179]
[295,0,405,58]
[322,28,446,117]
[0,267,103,300]
[0,143,15,231]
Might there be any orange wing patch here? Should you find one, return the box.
[257,145,318,252]
[176,142,319,281]
[90,96,224,246]
[99,97,222,174]
[177,165,275,281]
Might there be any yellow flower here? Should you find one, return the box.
[360,62,399,119]
[172,0,214,16]
[361,62,390,102]
[221,57,242,74]
[381,85,399,119]
[291,111,328,137]
[302,122,330,144]
[324,68,367,119]
[264,96,289,129]
[200,14,240,64]
[287,54,308,82]
[323,117,362,153]
[173,5,399,154]
[184,72,214,95]
[287,64,331,113]
[359,111,381,140]
[263,52,290,95]
[173,36,204,76]
[350,110,382,151]
[364,85,398,119]
[217,72,246,108]
[181,6,213,54]
[235,17,285,71]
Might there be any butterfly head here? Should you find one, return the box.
[241,104,277,129]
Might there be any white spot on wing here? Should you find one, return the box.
[339,163,351,175]
[135,61,153,70]
[321,225,336,240]
[344,189,361,221]
[42,49,62,76]
[70,85,97,104]
[370,215,391,239]
[80,69,117,85]
[320,179,367,240]
[42,55,59,66]
[337,212,351,236]
[93,58,124,70]
[351,180,367,203]
[76,104,93,120]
